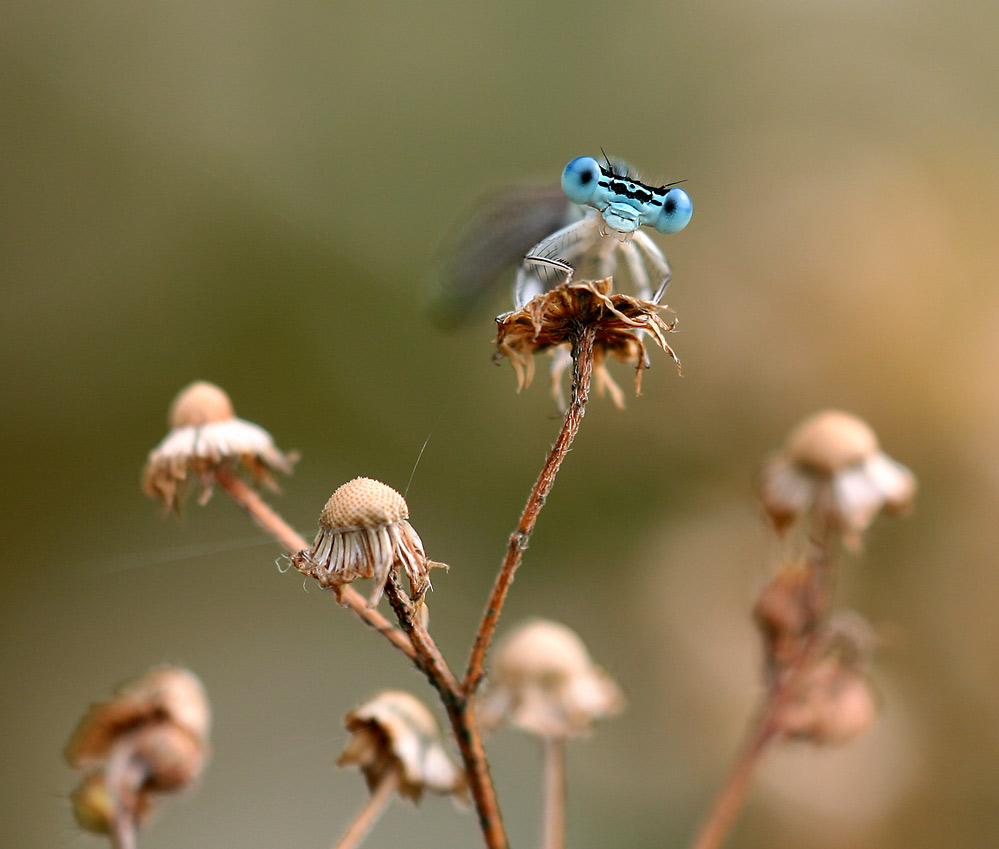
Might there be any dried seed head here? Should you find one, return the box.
[168,381,235,428]
[494,279,680,409]
[478,619,625,739]
[66,666,211,767]
[320,477,409,529]
[786,410,879,474]
[775,658,879,745]
[65,667,210,837]
[292,478,446,606]
[338,690,467,803]
[143,381,296,511]
[758,409,917,546]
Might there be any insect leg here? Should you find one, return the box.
[632,230,672,304]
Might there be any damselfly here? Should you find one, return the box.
[432,155,691,326]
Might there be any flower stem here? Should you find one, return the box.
[540,738,567,849]
[213,469,416,662]
[463,327,597,695]
[383,575,507,849]
[331,766,400,849]
[686,524,841,849]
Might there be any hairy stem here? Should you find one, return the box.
[463,327,597,694]
[214,470,416,662]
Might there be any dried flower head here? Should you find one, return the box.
[338,690,467,803]
[143,381,296,511]
[758,410,917,546]
[775,658,879,745]
[291,477,446,606]
[478,619,624,739]
[65,667,210,838]
[494,278,680,409]
[66,666,211,767]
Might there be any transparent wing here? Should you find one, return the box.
[429,183,577,328]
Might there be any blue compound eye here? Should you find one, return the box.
[654,187,692,234]
[561,156,602,205]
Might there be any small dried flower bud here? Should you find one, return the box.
[70,771,157,834]
[338,691,467,803]
[66,667,211,767]
[143,381,296,511]
[130,724,207,791]
[758,410,917,546]
[65,667,210,839]
[754,564,815,669]
[291,478,446,606]
[776,659,878,745]
[478,619,624,739]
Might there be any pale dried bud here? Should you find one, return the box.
[338,691,467,803]
[776,659,878,745]
[758,410,917,546]
[65,667,210,837]
[70,771,157,834]
[66,667,211,766]
[754,564,816,670]
[291,478,446,606]
[143,381,296,511]
[478,619,624,739]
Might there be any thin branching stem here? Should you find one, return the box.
[686,521,840,849]
[214,470,416,662]
[383,574,507,849]
[464,327,597,695]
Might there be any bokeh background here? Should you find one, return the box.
[4,1,997,847]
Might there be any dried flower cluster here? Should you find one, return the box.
[749,411,915,747]
[65,667,210,837]
[493,278,680,408]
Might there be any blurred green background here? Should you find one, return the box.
[3,1,997,847]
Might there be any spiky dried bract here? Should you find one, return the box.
[291,477,446,606]
[478,619,624,739]
[493,279,680,409]
[758,410,917,547]
[338,690,467,803]
[65,667,210,837]
[143,381,296,511]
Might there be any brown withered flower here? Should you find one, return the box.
[143,381,296,511]
[291,477,446,606]
[338,690,467,803]
[758,410,916,547]
[477,619,624,739]
[65,667,210,840]
[774,613,880,746]
[493,278,680,409]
